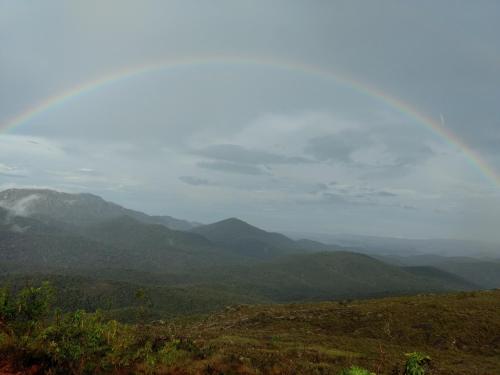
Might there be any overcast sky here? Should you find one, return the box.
[1,1,500,241]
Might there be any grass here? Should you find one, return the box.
[174,289,500,374]
[1,285,499,374]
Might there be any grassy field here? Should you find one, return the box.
[169,290,500,374]
[1,287,499,374]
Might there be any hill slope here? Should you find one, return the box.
[192,218,316,259]
[182,290,500,374]
[0,188,198,230]
[381,254,500,288]
[195,251,477,302]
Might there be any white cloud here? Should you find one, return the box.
[0,193,41,217]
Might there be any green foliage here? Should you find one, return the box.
[38,310,111,373]
[404,352,431,375]
[339,366,375,375]
[0,282,206,374]
[0,282,498,374]
[0,281,53,341]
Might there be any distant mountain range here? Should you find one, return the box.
[379,254,500,289]
[0,188,497,319]
[286,231,500,259]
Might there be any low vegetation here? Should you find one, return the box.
[1,282,499,374]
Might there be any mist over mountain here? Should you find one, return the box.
[0,188,199,231]
[1,188,496,307]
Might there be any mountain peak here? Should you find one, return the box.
[0,188,198,231]
[214,217,258,228]
[192,217,301,259]
[194,217,267,236]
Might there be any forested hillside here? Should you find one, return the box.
[0,189,493,322]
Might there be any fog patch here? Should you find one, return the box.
[0,194,41,217]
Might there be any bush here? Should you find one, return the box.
[0,282,204,374]
[404,352,431,375]
[0,281,54,350]
[38,310,112,373]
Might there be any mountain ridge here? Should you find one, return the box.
[0,188,199,231]
[0,188,493,309]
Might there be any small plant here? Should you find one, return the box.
[404,352,431,375]
[339,366,375,375]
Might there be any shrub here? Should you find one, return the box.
[404,352,431,375]
[0,281,54,351]
[0,283,196,373]
[37,310,112,373]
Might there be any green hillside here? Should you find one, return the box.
[191,217,307,259]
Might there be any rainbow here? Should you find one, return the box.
[1,55,498,186]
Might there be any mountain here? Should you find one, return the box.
[193,217,296,247]
[192,217,323,259]
[287,232,500,258]
[0,224,134,272]
[77,215,250,271]
[185,251,477,302]
[0,206,56,234]
[380,254,500,289]
[0,213,250,275]
[0,188,486,313]
[401,265,481,290]
[0,251,477,321]
[0,188,199,231]
[1,206,477,305]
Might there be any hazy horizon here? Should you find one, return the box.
[1,1,500,242]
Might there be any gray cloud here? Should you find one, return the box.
[0,1,499,242]
[0,173,27,178]
[305,126,435,173]
[375,191,398,198]
[305,131,369,163]
[0,163,28,178]
[197,161,270,175]
[195,144,311,165]
[179,176,211,186]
